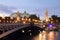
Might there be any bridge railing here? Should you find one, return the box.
[0,23,30,38]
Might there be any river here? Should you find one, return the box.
[32,31,60,40]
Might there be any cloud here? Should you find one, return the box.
[0,4,17,15]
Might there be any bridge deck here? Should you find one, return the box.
[0,23,30,38]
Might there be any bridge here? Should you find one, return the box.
[0,23,43,39]
[0,23,60,39]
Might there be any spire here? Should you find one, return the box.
[16,10,20,17]
[45,9,49,21]
[24,10,26,14]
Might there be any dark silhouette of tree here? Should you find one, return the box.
[57,17,60,24]
[51,15,60,24]
[29,15,39,20]
[51,15,58,20]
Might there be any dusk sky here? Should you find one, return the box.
[0,0,60,19]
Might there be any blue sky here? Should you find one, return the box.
[0,0,60,19]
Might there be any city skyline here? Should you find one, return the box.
[0,0,60,20]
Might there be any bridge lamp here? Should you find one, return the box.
[30,33,32,36]
[42,30,45,33]
[28,30,31,32]
[22,30,25,33]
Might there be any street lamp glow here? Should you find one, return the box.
[22,30,25,33]
[0,20,1,22]
[22,18,24,20]
[34,20,38,22]
[17,17,20,21]
[43,25,45,27]
[2,16,5,19]
[15,20,17,23]
[30,33,32,36]
[23,21,26,24]
[26,18,27,21]
[28,18,31,22]
[11,17,13,19]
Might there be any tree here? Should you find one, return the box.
[29,14,39,20]
[51,15,59,24]
[29,14,40,25]
[51,15,58,20]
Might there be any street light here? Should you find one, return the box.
[28,18,31,22]
[51,21,53,23]
[2,16,5,19]
[15,20,17,23]
[22,30,25,33]
[26,18,27,21]
[22,18,24,20]
[23,21,26,24]
[11,17,13,19]
[0,20,1,22]
[17,17,20,22]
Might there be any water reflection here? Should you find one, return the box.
[33,31,59,40]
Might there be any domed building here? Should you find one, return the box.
[21,11,30,18]
[10,11,30,18]
[10,11,21,18]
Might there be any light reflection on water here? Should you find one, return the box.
[33,31,60,40]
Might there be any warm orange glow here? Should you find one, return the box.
[22,18,24,20]
[0,20,1,22]
[11,17,13,19]
[39,33,42,40]
[26,18,27,21]
[17,17,20,21]
[23,21,26,24]
[51,21,53,23]
[15,20,17,23]
[33,19,35,21]
[7,21,8,22]
[28,18,31,22]
[2,16,5,19]
[43,25,45,27]
[32,19,38,22]
[46,19,49,22]
[38,20,41,23]
[48,31,54,40]
[51,18,53,20]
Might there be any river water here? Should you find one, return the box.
[32,31,60,40]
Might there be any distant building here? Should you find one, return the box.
[0,16,16,23]
[10,11,30,18]
[10,11,21,18]
[21,11,30,18]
